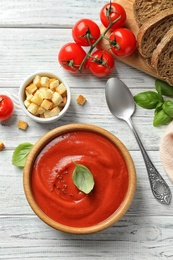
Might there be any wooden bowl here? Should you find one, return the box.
[23,123,136,234]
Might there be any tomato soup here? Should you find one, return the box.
[31,130,129,228]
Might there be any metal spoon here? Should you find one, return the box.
[105,77,172,205]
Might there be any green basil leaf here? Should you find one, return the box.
[155,79,173,97]
[12,142,33,168]
[155,84,164,102]
[72,162,95,194]
[154,101,163,115]
[163,100,173,118]
[153,110,172,127]
[134,91,159,109]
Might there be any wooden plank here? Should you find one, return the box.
[0,1,173,259]
[1,216,173,259]
[0,0,101,28]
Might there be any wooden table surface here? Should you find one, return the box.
[0,0,173,259]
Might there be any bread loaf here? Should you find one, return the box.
[137,9,173,64]
[151,27,173,86]
[133,0,173,26]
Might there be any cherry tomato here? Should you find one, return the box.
[72,18,101,46]
[109,28,136,57]
[0,95,14,121]
[87,50,114,77]
[58,42,86,73]
[100,3,126,31]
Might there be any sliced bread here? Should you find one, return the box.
[133,0,173,27]
[151,27,173,86]
[137,8,173,63]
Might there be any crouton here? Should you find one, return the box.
[76,95,86,105]
[18,120,28,131]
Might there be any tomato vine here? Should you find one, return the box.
[58,1,136,77]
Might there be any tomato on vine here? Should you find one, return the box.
[109,28,136,57]
[87,50,114,77]
[100,2,126,31]
[0,95,14,121]
[72,19,101,46]
[58,42,87,73]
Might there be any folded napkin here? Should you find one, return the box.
[160,121,173,183]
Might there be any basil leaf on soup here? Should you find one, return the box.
[12,142,33,168]
[134,91,159,109]
[72,162,95,194]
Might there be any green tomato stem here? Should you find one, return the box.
[78,15,121,73]
[0,98,4,103]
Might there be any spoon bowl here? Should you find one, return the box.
[106,78,135,120]
[105,78,171,205]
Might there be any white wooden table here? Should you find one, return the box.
[0,1,173,259]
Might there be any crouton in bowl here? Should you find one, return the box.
[19,71,71,123]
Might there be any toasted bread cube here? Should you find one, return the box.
[0,141,5,151]
[36,106,45,115]
[59,96,67,108]
[44,106,60,118]
[63,96,67,104]
[40,113,45,118]
[49,107,60,117]
[18,120,28,131]
[25,93,33,102]
[41,99,53,110]
[56,83,67,96]
[31,94,43,106]
[27,103,39,115]
[76,95,86,105]
[40,77,49,88]
[50,79,59,90]
[33,75,42,87]
[26,83,37,94]
[24,99,30,108]
[25,90,30,97]
[49,78,56,83]
[37,88,52,100]
[52,91,63,106]
[49,78,57,84]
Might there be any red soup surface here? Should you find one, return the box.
[32,130,129,228]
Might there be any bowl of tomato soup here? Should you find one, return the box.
[23,123,136,234]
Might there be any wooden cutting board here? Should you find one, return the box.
[99,0,159,79]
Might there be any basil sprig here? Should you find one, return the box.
[72,162,95,194]
[134,79,173,127]
[12,142,33,168]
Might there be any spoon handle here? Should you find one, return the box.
[126,117,172,205]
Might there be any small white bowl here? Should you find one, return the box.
[19,71,71,123]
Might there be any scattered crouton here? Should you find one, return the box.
[18,120,29,131]
[0,141,5,151]
[76,95,87,105]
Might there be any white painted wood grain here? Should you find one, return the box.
[0,0,173,259]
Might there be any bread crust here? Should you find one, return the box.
[151,27,173,86]
[137,8,173,59]
[133,0,173,27]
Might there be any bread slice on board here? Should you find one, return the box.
[133,0,173,27]
[151,27,173,86]
[137,8,173,63]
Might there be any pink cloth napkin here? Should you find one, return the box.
[160,121,173,183]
